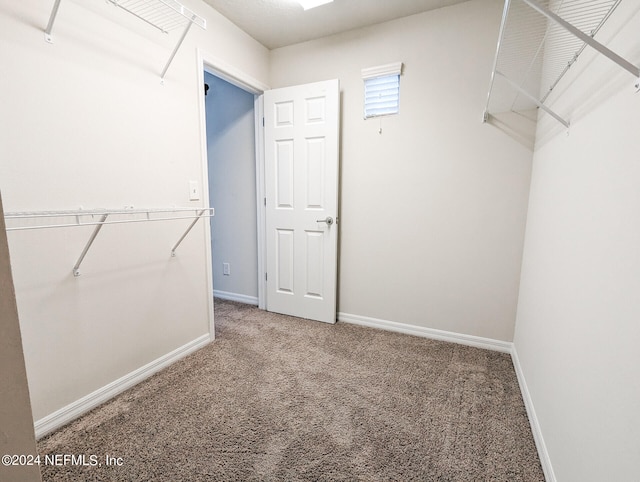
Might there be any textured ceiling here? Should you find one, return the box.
[201,0,471,49]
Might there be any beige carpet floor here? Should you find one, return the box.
[38,299,544,481]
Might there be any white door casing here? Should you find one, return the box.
[264,79,340,324]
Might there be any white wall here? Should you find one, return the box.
[205,73,258,302]
[0,0,268,425]
[514,2,640,481]
[270,0,533,342]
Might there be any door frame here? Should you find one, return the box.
[197,49,270,311]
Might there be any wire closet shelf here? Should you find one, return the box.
[107,0,207,33]
[4,207,214,277]
[483,0,640,128]
[44,0,207,79]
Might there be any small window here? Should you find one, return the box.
[362,62,403,119]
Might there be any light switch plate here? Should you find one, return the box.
[189,181,200,201]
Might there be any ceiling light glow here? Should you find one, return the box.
[297,0,334,10]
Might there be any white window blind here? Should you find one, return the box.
[362,62,403,119]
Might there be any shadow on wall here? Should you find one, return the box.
[0,192,42,482]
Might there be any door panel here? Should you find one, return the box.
[275,140,294,209]
[264,79,340,324]
[306,138,325,209]
[305,230,324,299]
[275,229,294,294]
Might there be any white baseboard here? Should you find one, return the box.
[337,312,513,353]
[34,333,211,439]
[510,346,556,482]
[213,289,259,305]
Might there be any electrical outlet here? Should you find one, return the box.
[223,263,230,276]
[189,181,200,201]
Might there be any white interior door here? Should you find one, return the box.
[264,79,340,324]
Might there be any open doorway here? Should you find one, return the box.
[198,54,340,323]
[204,72,259,305]
[198,52,269,312]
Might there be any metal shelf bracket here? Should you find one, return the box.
[497,71,570,129]
[4,208,214,277]
[43,0,206,78]
[73,214,108,277]
[44,0,62,43]
[160,19,193,82]
[171,209,206,257]
[485,0,639,128]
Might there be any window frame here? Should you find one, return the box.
[362,62,403,119]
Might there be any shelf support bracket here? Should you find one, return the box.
[171,209,206,257]
[521,0,640,79]
[483,0,512,123]
[497,71,570,128]
[160,18,194,81]
[44,0,63,43]
[73,213,109,277]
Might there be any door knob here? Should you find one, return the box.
[316,216,334,225]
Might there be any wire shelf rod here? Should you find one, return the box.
[4,208,214,231]
[5,207,214,277]
[5,207,208,220]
